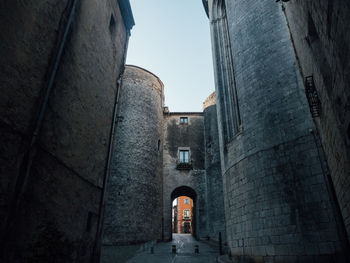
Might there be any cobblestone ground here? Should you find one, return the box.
[126,234,219,263]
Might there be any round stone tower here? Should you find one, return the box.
[203,92,226,242]
[103,65,164,245]
[205,0,348,261]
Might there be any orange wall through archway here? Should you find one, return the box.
[172,196,194,235]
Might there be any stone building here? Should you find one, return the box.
[102,66,227,250]
[162,111,208,241]
[103,65,164,245]
[1,1,349,262]
[283,0,350,246]
[0,0,134,262]
[203,0,349,261]
[203,91,226,242]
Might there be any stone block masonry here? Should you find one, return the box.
[205,0,349,261]
[2,0,348,261]
[282,0,350,245]
[203,93,226,242]
[103,65,164,245]
[103,74,228,246]
[162,113,208,241]
[224,133,344,261]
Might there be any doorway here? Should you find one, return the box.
[170,186,197,239]
[172,196,194,235]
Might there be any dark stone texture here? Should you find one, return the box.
[206,0,348,260]
[0,0,130,261]
[103,65,164,245]
[283,0,350,244]
[5,148,99,262]
[204,101,226,242]
[162,113,208,241]
[166,114,205,170]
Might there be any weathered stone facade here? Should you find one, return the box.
[282,0,350,245]
[203,92,226,242]
[204,0,349,261]
[103,71,227,245]
[0,0,133,262]
[2,1,349,262]
[162,112,208,241]
[103,65,164,245]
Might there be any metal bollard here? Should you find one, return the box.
[194,245,199,253]
[172,245,176,254]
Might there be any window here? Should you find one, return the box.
[177,148,192,170]
[183,209,191,217]
[184,198,189,204]
[305,76,321,117]
[179,150,189,163]
[180,117,188,124]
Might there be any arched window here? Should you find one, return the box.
[210,0,241,143]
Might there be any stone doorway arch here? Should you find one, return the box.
[170,186,197,239]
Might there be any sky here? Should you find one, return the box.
[126,0,215,112]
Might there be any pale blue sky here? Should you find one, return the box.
[126,0,215,112]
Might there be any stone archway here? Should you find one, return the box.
[162,112,209,241]
[171,185,197,201]
[170,186,197,239]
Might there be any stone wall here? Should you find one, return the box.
[203,91,217,110]
[282,0,350,244]
[203,93,226,242]
[206,0,348,261]
[0,0,133,262]
[162,113,208,241]
[103,65,164,245]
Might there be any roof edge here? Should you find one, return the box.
[166,112,204,115]
[118,0,135,33]
[125,64,164,88]
[202,0,209,18]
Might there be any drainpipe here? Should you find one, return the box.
[1,0,78,257]
[31,0,78,150]
[91,33,130,263]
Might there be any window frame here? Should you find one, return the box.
[179,150,190,163]
[179,117,188,124]
[176,147,192,170]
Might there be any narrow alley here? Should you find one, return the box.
[1,0,350,262]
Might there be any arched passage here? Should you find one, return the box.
[171,185,197,201]
[170,186,197,240]
[161,112,208,241]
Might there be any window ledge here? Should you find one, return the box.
[176,162,193,170]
